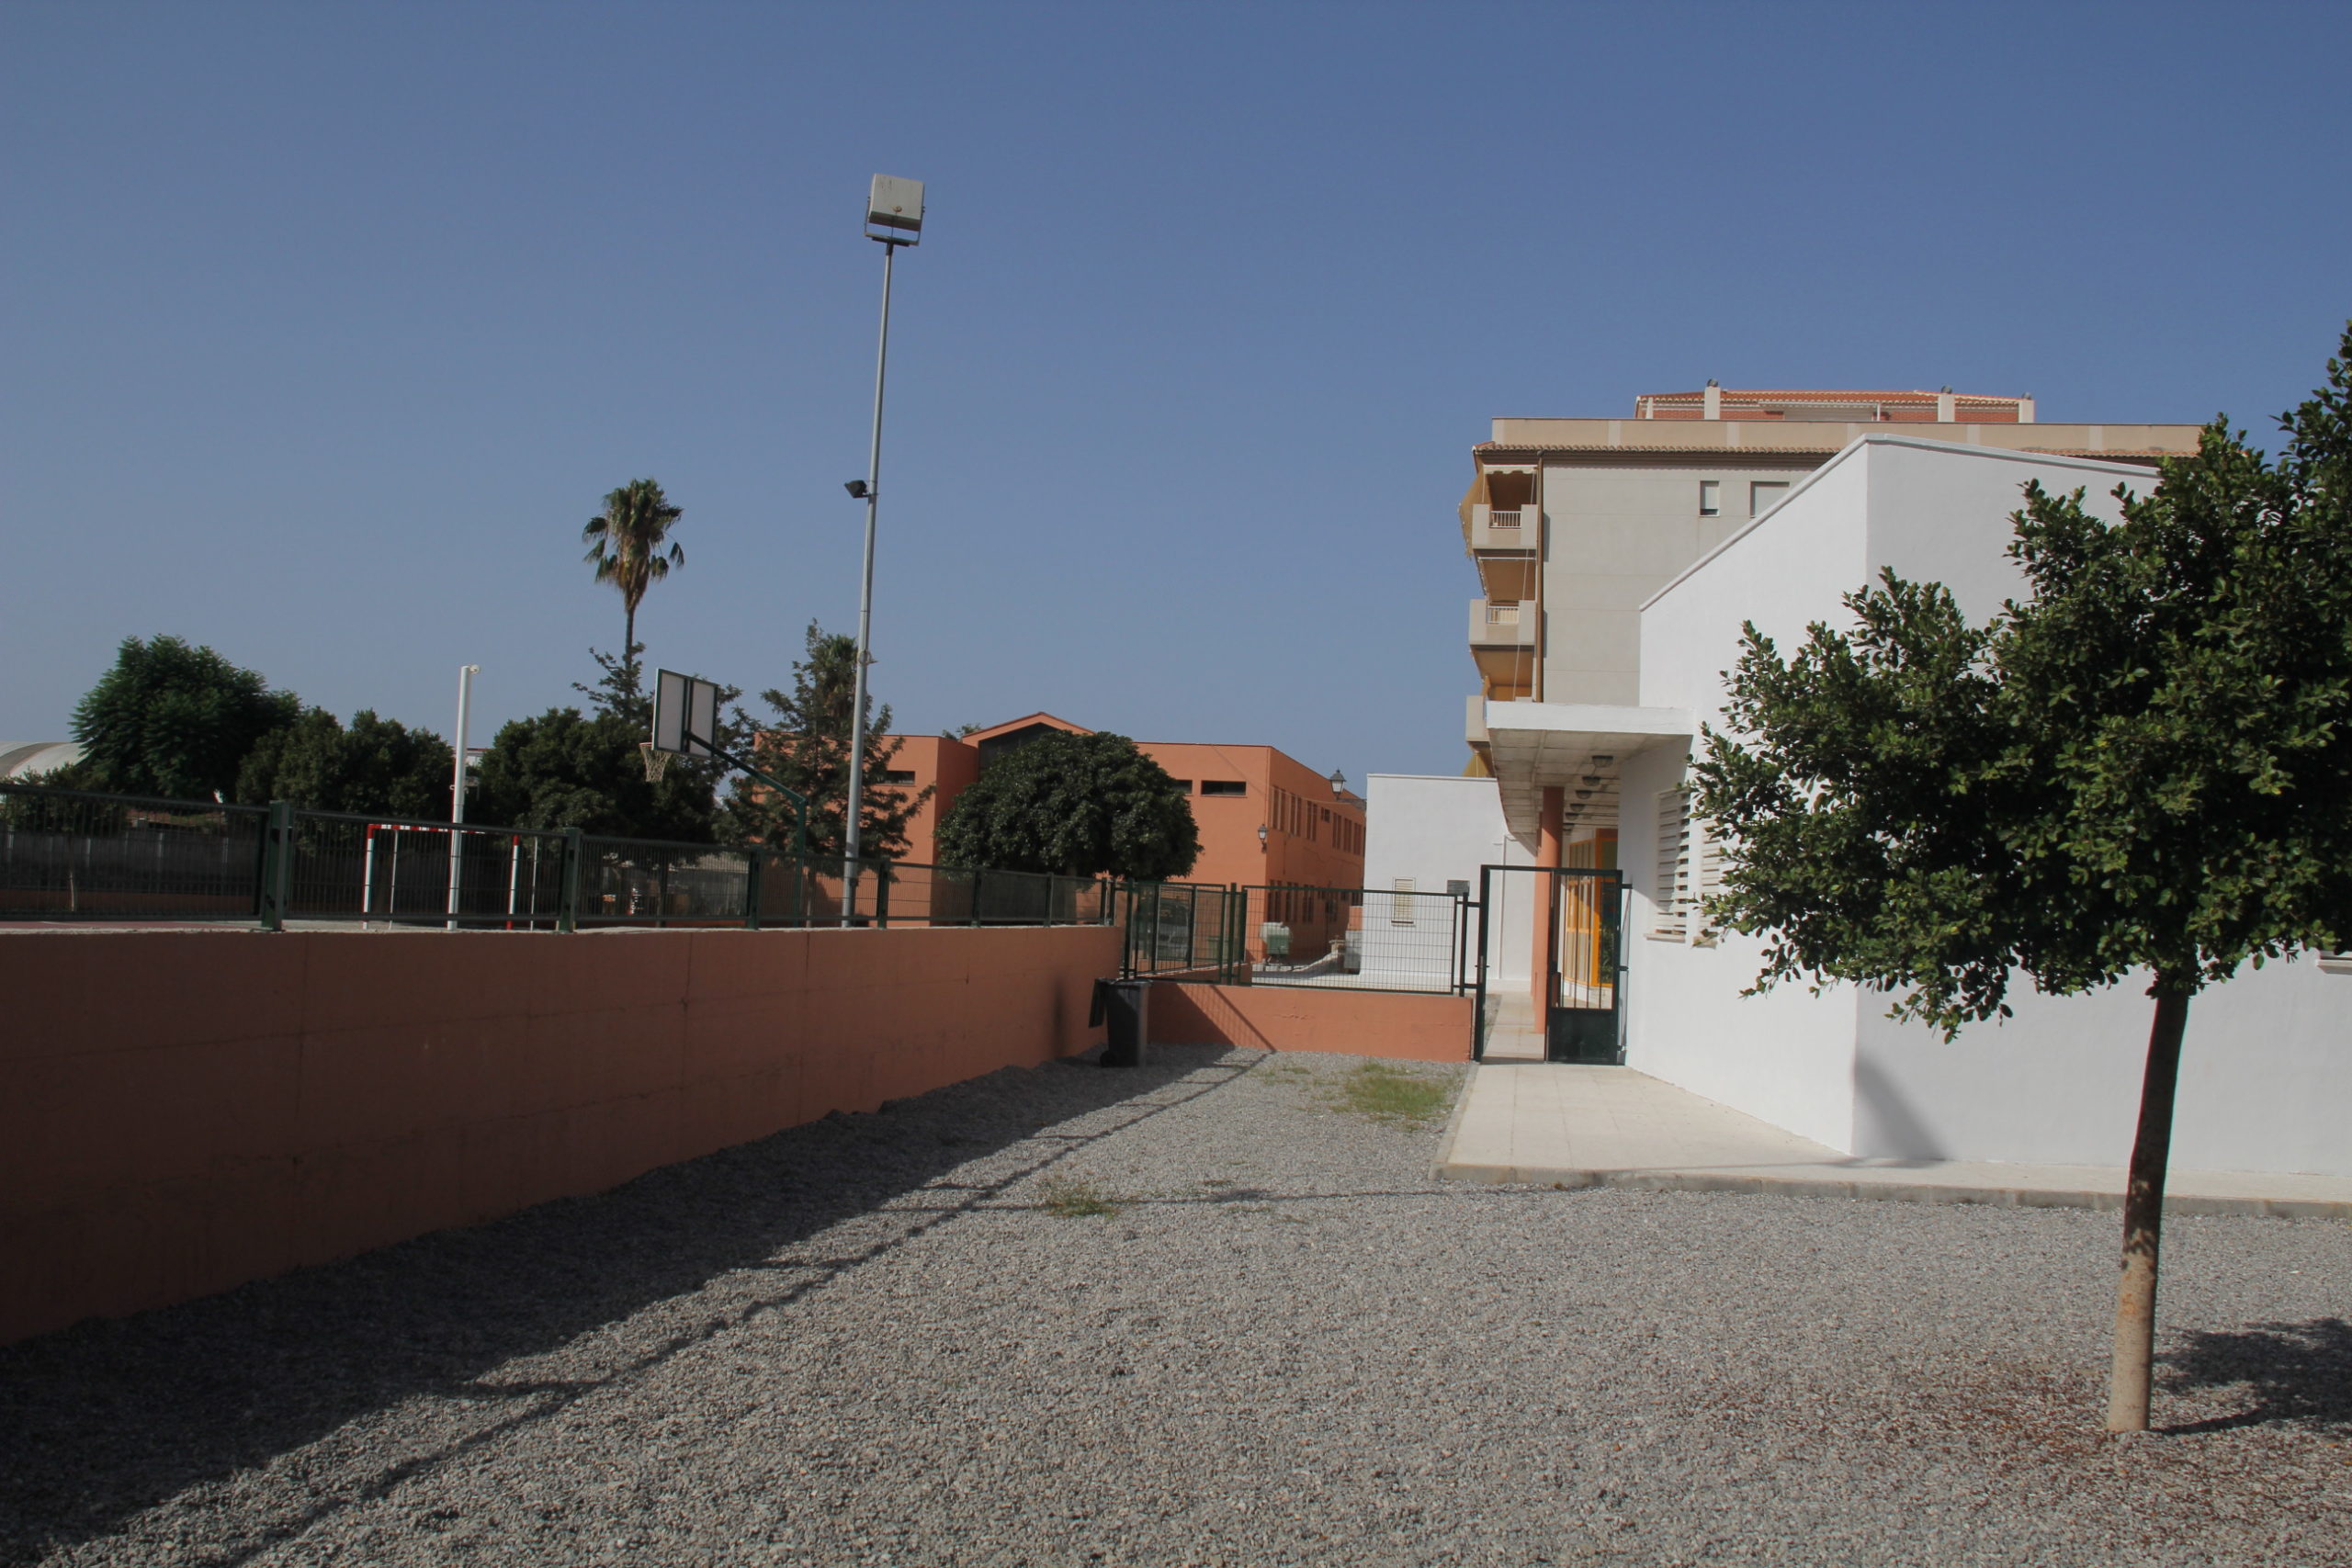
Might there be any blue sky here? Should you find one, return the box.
[6,1,2347,784]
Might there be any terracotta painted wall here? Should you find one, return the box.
[1,924,1118,1345]
[879,733,981,865]
[877,726,1366,897]
[1149,981,1471,1063]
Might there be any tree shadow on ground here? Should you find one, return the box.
[2158,1316,2352,1436]
[0,1044,1254,1565]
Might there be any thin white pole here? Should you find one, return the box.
[843,241,896,919]
[447,663,478,930]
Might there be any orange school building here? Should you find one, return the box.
[879,714,1365,894]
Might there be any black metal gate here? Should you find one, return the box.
[1470,864,1627,1063]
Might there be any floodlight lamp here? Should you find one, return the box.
[844,479,870,499]
[865,175,924,243]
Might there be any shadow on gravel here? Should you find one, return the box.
[2158,1316,2352,1436]
[0,1044,1254,1565]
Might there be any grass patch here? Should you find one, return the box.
[1336,1061,1453,1124]
[1035,1174,1125,1218]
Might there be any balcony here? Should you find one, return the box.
[1469,599,1536,694]
[1469,598,1534,649]
[1464,503,1537,600]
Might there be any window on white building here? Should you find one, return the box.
[1698,479,1721,517]
[1392,876,1416,925]
[1750,481,1791,515]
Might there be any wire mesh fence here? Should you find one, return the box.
[281,810,572,927]
[0,784,268,920]
[1114,881,1245,981]
[1243,883,1468,994]
[0,782,1237,975]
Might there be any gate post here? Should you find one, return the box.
[556,828,584,933]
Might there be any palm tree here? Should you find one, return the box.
[581,478,685,671]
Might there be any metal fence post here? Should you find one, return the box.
[557,828,584,933]
[743,847,764,931]
[1234,886,1246,982]
[256,800,295,931]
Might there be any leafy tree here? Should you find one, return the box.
[581,478,684,668]
[935,729,1199,881]
[233,708,454,818]
[1692,326,2352,1433]
[722,622,923,860]
[68,635,300,800]
[470,706,717,842]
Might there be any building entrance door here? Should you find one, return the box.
[1471,864,1625,1063]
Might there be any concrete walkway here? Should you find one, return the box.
[1439,1062,2352,1220]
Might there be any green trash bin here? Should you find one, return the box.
[1091,978,1149,1068]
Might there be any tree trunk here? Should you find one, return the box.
[2107,983,2192,1433]
[624,604,637,669]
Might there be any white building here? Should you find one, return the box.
[1609,435,2351,1177]
[1358,773,1537,991]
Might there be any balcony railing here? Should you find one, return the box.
[1466,504,1536,555]
[1468,599,1535,648]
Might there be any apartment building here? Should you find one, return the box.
[880,713,1364,895]
[1460,386,2205,852]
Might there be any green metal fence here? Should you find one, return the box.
[1,782,1246,972]
[0,784,270,921]
[1112,880,1246,983]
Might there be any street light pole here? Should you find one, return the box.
[843,175,922,919]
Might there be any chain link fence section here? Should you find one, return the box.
[1244,882,1468,994]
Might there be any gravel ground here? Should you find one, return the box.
[3,1044,2347,1567]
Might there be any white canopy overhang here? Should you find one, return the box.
[1480,701,1695,848]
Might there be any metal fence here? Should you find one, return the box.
[0,782,1238,976]
[0,785,269,921]
[1242,882,1469,994]
[1114,880,1245,983]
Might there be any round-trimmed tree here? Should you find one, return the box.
[70,635,300,800]
[934,730,1199,881]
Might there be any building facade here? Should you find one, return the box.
[1460,386,2205,858]
[1616,434,2351,1177]
[878,714,1365,897]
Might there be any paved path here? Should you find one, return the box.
[1441,1062,2352,1219]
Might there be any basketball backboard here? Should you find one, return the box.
[651,669,720,758]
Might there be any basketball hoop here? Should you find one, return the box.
[639,740,672,783]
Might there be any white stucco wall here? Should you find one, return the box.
[1625,436,2352,1174]
[1620,447,1877,1148]
[1361,773,1533,987]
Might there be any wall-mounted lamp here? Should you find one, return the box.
[1257,823,1268,849]
[1329,769,1346,795]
